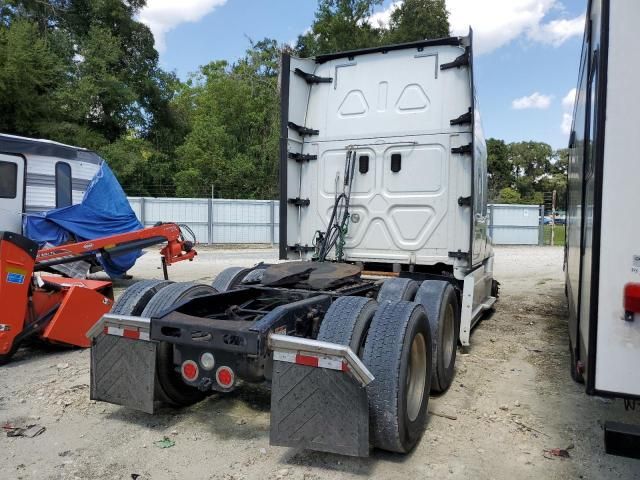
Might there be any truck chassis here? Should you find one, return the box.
[89,259,495,456]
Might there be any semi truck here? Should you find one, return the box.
[88,31,497,456]
[564,0,640,458]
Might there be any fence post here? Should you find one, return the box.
[489,204,494,240]
[538,204,544,246]
[140,197,146,227]
[208,198,213,245]
[270,200,275,247]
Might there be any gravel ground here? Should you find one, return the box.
[1,246,639,479]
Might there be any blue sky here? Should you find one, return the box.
[140,0,586,149]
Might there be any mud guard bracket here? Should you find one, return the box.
[459,257,497,347]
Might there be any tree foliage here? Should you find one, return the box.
[173,40,280,199]
[296,0,450,56]
[386,0,449,43]
[487,139,568,207]
[0,0,189,197]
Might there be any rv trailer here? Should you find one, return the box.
[0,134,102,233]
[564,0,640,457]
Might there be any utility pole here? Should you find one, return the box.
[551,189,557,246]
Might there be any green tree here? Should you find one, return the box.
[498,187,521,204]
[295,0,383,56]
[508,141,553,180]
[98,137,175,197]
[174,40,281,199]
[2,1,179,147]
[485,139,569,206]
[486,138,513,201]
[0,19,70,135]
[384,0,449,43]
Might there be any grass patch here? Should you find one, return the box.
[543,225,566,246]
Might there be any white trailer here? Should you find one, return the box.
[88,33,497,457]
[0,134,102,233]
[565,0,640,457]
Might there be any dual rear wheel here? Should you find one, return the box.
[110,280,217,408]
[111,271,460,453]
[109,266,267,407]
[317,277,460,454]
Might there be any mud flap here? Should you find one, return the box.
[268,334,374,457]
[88,314,157,414]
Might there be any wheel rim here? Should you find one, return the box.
[442,303,455,369]
[406,332,427,422]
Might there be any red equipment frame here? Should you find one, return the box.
[0,224,197,364]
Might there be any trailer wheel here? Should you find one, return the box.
[363,301,432,453]
[141,282,218,407]
[569,341,584,384]
[317,296,378,355]
[211,267,250,292]
[111,279,173,315]
[491,279,500,299]
[415,281,459,393]
[377,278,419,303]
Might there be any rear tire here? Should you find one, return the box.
[363,301,432,453]
[111,279,173,316]
[377,278,419,303]
[415,281,460,393]
[141,282,218,407]
[317,296,378,355]
[211,267,250,292]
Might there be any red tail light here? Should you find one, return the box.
[181,360,199,381]
[216,366,235,388]
[623,283,640,321]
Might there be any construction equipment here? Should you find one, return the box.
[89,33,497,457]
[0,223,196,365]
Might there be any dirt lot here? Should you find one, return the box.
[1,246,639,479]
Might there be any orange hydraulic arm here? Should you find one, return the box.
[34,223,196,279]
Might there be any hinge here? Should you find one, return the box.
[448,250,468,260]
[288,122,319,136]
[441,47,470,70]
[288,152,317,162]
[294,68,333,84]
[458,196,472,207]
[288,197,310,207]
[450,108,472,126]
[451,143,473,155]
[288,244,315,253]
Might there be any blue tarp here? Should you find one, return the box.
[24,162,143,278]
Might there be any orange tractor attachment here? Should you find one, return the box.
[0,224,196,365]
